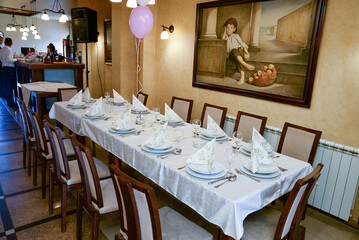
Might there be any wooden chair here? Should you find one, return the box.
[200,103,228,129]
[16,98,35,176]
[277,122,322,165]
[242,163,324,240]
[136,92,148,106]
[70,135,120,240]
[108,164,213,240]
[170,96,194,123]
[233,111,267,142]
[58,87,79,101]
[27,108,76,199]
[44,121,110,232]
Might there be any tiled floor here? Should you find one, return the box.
[0,100,358,240]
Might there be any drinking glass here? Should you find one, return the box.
[104,92,110,103]
[233,131,243,152]
[192,119,201,137]
[175,129,184,142]
[125,99,131,110]
[153,107,160,122]
[226,148,235,174]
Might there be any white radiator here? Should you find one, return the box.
[223,115,359,221]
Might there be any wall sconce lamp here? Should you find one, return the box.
[160,25,174,40]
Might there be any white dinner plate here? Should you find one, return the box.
[110,124,136,132]
[167,121,185,126]
[143,140,174,150]
[67,104,86,109]
[113,101,125,106]
[239,165,281,179]
[200,134,228,142]
[242,142,273,154]
[109,128,137,135]
[142,145,176,154]
[131,109,150,114]
[83,114,105,119]
[242,160,278,174]
[201,130,226,138]
[188,161,225,175]
[186,166,227,180]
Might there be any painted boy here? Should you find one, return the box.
[222,18,254,84]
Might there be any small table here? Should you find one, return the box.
[21,81,76,120]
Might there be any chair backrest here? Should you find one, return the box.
[44,120,71,181]
[233,111,267,142]
[16,98,33,139]
[70,135,104,209]
[109,164,162,240]
[274,163,323,240]
[201,103,228,129]
[137,92,148,106]
[27,108,49,155]
[17,82,23,101]
[58,88,79,101]
[170,96,194,123]
[277,122,322,165]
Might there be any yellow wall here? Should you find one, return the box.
[141,0,359,148]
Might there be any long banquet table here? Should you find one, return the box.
[49,101,312,239]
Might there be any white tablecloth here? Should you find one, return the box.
[49,101,313,239]
[21,82,75,105]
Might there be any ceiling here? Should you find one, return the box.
[0,0,76,19]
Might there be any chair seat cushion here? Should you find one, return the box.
[42,139,75,159]
[241,206,281,240]
[61,157,110,185]
[159,206,213,240]
[93,178,118,214]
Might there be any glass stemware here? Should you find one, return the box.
[153,107,160,122]
[192,119,201,137]
[175,129,184,142]
[226,148,235,175]
[233,131,243,152]
[104,92,110,103]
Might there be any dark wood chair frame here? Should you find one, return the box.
[170,96,194,123]
[17,98,35,176]
[136,91,148,106]
[108,164,162,240]
[273,163,323,240]
[200,103,228,128]
[233,111,267,135]
[277,122,322,165]
[70,135,120,240]
[44,121,81,232]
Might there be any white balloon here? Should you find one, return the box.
[137,0,150,6]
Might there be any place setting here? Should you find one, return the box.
[161,103,185,127]
[66,90,87,109]
[82,88,96,103]
[109,109,138,136]
[199,115,228,142]
[131,94,151,114]
[112,89,127,106]
[82,97,107,120]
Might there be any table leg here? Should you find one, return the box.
[109,152,121,169]
[218,230,235,240]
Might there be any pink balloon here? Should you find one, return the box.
[129,6,153,40]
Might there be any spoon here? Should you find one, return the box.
[214,175,237,188]
[133,130,142,135]
[208,175,232,185]
[235,168,261,182]
[159,148,182,159]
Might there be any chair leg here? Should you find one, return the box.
[92,212,100,240]
[41,159,47,199]
[61,184,67,232]
[49,169,54,215]
[92,141,96,156]
[77,193,83,240]
[22,136,26,167]
[33,151,38,186]
[26,142,31,176]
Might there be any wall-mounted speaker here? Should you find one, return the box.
[71,7,98,43]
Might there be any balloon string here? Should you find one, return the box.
[135,38,142,96]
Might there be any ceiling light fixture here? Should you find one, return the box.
[126,0,137,8]
[6,25,11,31]
[35,33,41,40]
[148,0,155,4]
[22,35,27,40]
[41,0,69,23]
[41,11,50,20]
[59,13,68,23]
[23,31,29,36]
[32,29,38,35]
[30,24,36,31]
[160,25,174,40]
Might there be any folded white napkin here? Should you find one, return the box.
[143,122,168,148]
[249,128,274,173]
[112,110,131,130]
[113,89,125,103]
[165,103,182,122]
[83,88,91,101]
[68,90,83,105]
[205,115,226,136]
[132,94,148,111]
[85,97,103,116]
[187,139,215,173]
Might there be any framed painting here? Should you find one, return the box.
[192,0,327,107]
[104,19,112,63]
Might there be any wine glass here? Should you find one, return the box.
[175,129,184,142]
[226,148,235,174]
[233,131,243,152]
[104,92,110,103]
[125,99,131,110]
[153,107,160,122]
[192,119,201,137]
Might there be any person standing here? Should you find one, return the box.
[0,38,20,107]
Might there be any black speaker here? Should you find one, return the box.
[71,7,98,43]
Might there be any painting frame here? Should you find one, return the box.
[192,0,327,108]
[104,19,112,64]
